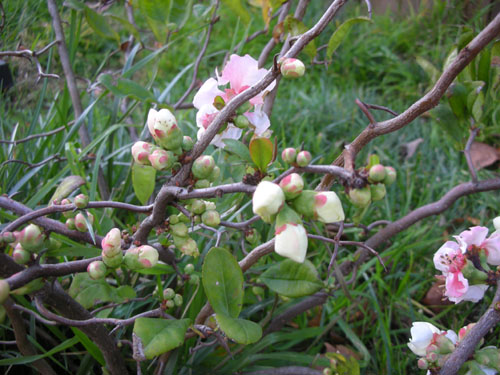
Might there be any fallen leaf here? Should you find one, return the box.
[469,141,500,170]
[422,279,452,312]
[400,138,424,160]
[324,342,362,360]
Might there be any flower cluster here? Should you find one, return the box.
[433,225,500,303]
[193,54,276,147]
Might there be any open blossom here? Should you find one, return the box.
[455,226,500,265]
[408,322,457,357]
[433,240,488,303]
[193,54,275,147]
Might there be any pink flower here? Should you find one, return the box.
[455,226,500,265]
[193,54,275,147]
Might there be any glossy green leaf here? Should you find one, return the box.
[49,175,85,204]
[84,8,120,43]
[249,137,274,172]
[133,318,190,359]
[132,164,156,205]
[69,273,128,309]
[326,17,371,59]
[221,0,250,24]
[223,139,252,163]
[260,259,323,298]
[215,313,262,344]
[0,336,79,365]
[447,83,469,121]
[202,247,243,318]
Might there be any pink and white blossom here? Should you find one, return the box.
[193,54,275,147]
[455,226,500,265]
[407,322,457,357]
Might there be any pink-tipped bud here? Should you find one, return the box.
[2,232,15,244]
[370,183,386,201]
[281,148,297,164]
[13,243,31,264]
[101,228,122,257]
[182,135,194,151]
[148,149,175,171]
[252,181,285,223]
[74,194,89,208]
[0,280,10,304]
[87,261,107,280]
[19,224,44,252]
[417,358,428,370]
[280,58,305,78]
[314,191,345,223]
[275,223,308,263]
[348,187,371,208]
[61,198,76,218]
[201,210,220,227]
[383,166,397,186]
[296,150,312,167]
[102,251,123,268]
[150,109,183,150]
[425,346,438,362]
[132,141,154,165]
[163,288,175,300]
[191,200,206,215]
[245,228,260,244]
[279,173,304,200]
[74,213,89,232]
[192,155,215,179]
[137,245,159,268]
[458,323,476,341]
[369,164,386,182]
[65,218,76,230]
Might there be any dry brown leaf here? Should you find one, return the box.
[422,279,452,312]
[400,138,424,160]
[324,342,362,360]
[470,141,500,170]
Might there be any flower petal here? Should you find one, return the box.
[433,241,460,273]
[445,272,468,299]
[457,226,489,249]
[244,108,270,135]
[193,78,223,110]
[483,233,500,265]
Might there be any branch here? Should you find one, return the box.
[439,281,500,375]
[0,154,65,168]
[0,125,66,145]
[317,13,500,190]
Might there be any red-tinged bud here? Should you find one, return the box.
[101,228,121,257]
[279,173,304,200]
[74,194,89,208]
[171,223,189,238]
[475,347,500,371]
[61,198,76,218]
[192,155,215,179]
[20,224,44,252]
[74,213,89,232]
[459,323,476,341]
[281,148,297,164]
[208,165,221,182]
[148,149,175,171]
[245,228,260,244]
[296,150,312,167]
[13,243,31,264]
[274,205,307,263]
[383,166,397,186]
[417,358,428,370]
[182,135,194,151]
[2,232,15,244]
[252,181,285,223]
[314,191,345,223]
[280,58,305,78]
[179,238,199,257]
[132,141,154,165]
[348,187,371,207]
[103,251,123,268]
[153,109,183,150]
[87,261,107,280]
[369,164,386,182]
[426,347,438,363]
[137,245,159,268]
[163,288,175,300]
[0,280,10,305]
[65,218,76,230]
[173,294,183,306]
[201,210,220,227]
[191,200,206,215]
[370,183,386,201]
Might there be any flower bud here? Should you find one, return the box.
[101,228,122,257]
[274,205,308,263]
[201,210,220,227]
[166,299,175,309]
[194,179,210,188]
[62,198,76,218]
[173,294,183,306]
[370,183,386,201]
[74,194,89,208]
[137,245,159,268]
[148,149,175,171]
[184,263,195,274]
[189,274,200,285]
[348,187,371,207]
[281,148,297,164]
[234,114,250,129]
[179,238,199,257]
[425,346,438,362]
[2,232,16,244]
[296,150,312,167]
[74,213,89,232]
[314,191,345,223]
[323,369,332,375]
[178,213,191,223]
[280,58,305,78]
[190,200,206,215]
[13,243,31,264]
[20,224,44,252]
[279,173,304,200]
[103,251,123,268]
[383,166,397,186]
[65,218,76,230]
[459,323,476,341]
[132,141,154,165]
[475,347,500,371]
[245,228,260,244]
[163,288,175,300]
[171,223,189,238]
[252,181,285,223]
[87,261,107,280]
[417,358,428,370]
[208,165,221,182]
[148,109,184,150]
[182,136,194,151]
[192,155,215,179]
[169,214,179,225]
[493,217,500,233]
[205,201,216,211]
[369,164,386,182]
[434,333,456,354]
[0,280,10,305]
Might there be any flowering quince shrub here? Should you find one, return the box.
[1,2,500,375]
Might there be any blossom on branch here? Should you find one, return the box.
[193,54,275,147]
[407,321,457,357]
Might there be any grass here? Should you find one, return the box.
[1,0,499,374]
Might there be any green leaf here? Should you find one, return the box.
[326,17,372,60]
[215,313,262,344]
[260,259,323,298]
[337,318,370,367]
[249,137,274,172]
[367,154,380,169]
[136,263,174,275]
[416,56,440,83]
[223,139,252,163]
[133,318,190,359]
[447,83,469,121]
[49,175,85,204]
[472,92,484,123]
[116,285,137,300]
[477,48,491,90]
[0,336,79,365]
[132,164,156,205]
[138,0,172,43]
[84,7,120,44]
[283,16,316,60]
[98,74,154,102]
[202,247,244,317]
[220,0,250,24]
[69,273,127,309]
[71,328,105,366]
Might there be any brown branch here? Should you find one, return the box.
[362,102,399,117]
[0,125,66,145]
[317,13,500,190]
[464,127,480,183]
[355,98,376,126]
[439,280,500,375]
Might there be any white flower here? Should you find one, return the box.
[252,181,285,222]
[408,322,442,357]
[274,223,308,263]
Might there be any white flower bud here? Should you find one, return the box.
[274,223,308,263]
[314,191,345,223]
[252,181,285,222]
[407,322,442,357]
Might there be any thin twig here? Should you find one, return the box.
[328,221,344,276]
[464,127,480,183]
[0,154,65,168]
[0,125,66,145]
[364,0,372,18]
[355,98,376,126]
[362,101,399,117]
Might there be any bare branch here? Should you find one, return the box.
[355,98,376,126]
[0,154,65,168]
[362,101,399,117]
[0,125,66,145]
